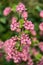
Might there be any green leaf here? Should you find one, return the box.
[1,31,12,41]
[19,19,24,28]
[35,6,41,12]
[24,30,29,34]
[0,24,5,33]
[35,53,42,61]
[0,17,6,23]
[12,4,17,12]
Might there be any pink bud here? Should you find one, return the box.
[39,22,43,31]
[40,10,43,18]
[22,11,28,20]
[30,30,36,36]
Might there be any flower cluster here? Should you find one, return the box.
[38,42,43,52]
[40,10,43,18]
[21,33,31,45]
[3,7,11,16]
[24,21,34,31]
[16,3,28,20]
[39,22,43,31]
[10,17,20,32]
[24,20,36,36]
[16,3,26,13]
[0,35,32,64]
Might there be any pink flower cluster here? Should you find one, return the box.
[27,56,33,65]
[21,33,31,45]
[3,36,21,63]
[16,3,28,20]
[10,17,20,32]
[21,11,28,20]
[24,21,34,31]
[0,35,32,64]
[24,20,36,36]
[40,10,43,18]
[39,22,43,35]
[3,7,11,16]
[16,3,26,13]
[39,22,43,31]
[38,42,43,52]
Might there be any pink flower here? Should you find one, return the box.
[32,48,39,56]
[22,11,28,20]
[30,30,36,36]
[38,42,43,52]
[39,31,43,36]
[20,45,29,61]
[3,37,17,59]
[39,22,43,31]
[6,55,11,62]
[16,3,26,13]
[11,17,17,24]
[16,28,21,32]
[40,10,43,18]
[3,7,11,16]
[12,49,21,63]
[10,17,20,31]
[24,21,34,31]
[32,37,37,42]
[27,56,33,65]
[21,33,31,45]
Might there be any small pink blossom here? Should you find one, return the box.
[39,31,43,36]
[38,42,43,52]
[21,33,31,45]
[27,56,33,65]
[16,28,21,32]
[30,30,36,36]
[39,22,43,31]
[16,3,26,13]
[32,48,39,56]
[3,7,11,16]
[24,21,34,31]
[10,17,20,31]
[22,11,28,20]
[3,37,17,59]
[32,37,37,42]
[20,45,29,61]
[12,49,21,63]
[6,55,11,62]
[40,10,43,18]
